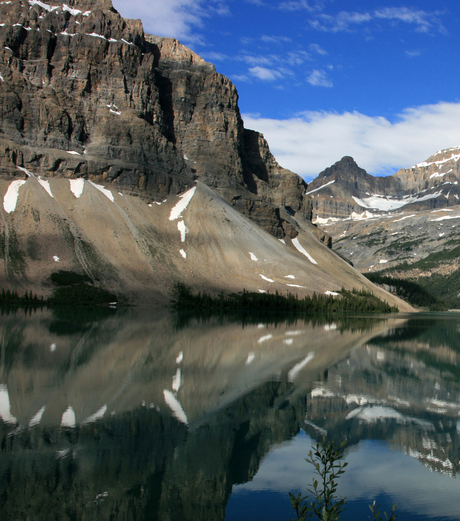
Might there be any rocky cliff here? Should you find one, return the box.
[0,0,310,239]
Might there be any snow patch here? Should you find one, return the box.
[258,334,273,344]
[53,256,60,262]
[29,406,46,427]
[325,291,339,296]
[285,275,295,279]
[246,352,255,365]
[172,368,181,392]
[169,187,197,221]
[177,220,187,242]
[61,405,76,428]
[38,177,53,197]
[346,405,403,422]
[314,216,343,225]
[292,237,318,264]
[249,252,258,261]
[28,0,59,12]
[288,352,315,382]
[287,284,306,288]
[81,405,107,425]
[260,274,274,282]
[305,180,335,195]
[70,178,84,198]
[324,323,337,331]
[353,191,442,211]
[393,214,415,222]
[89,181,114,202]
[431,215,460,222]
[179,249,187,258]
[163,390,188,425]
[87,32,106,39]
[3,180,26,213]
[0,384,17,424]
[283,338,294,345]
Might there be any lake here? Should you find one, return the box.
[1,308,460,520]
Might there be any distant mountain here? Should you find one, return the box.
[0,0,411,309]
[307,147,460,306]
[307,147,460,221]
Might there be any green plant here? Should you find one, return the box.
[289,438,348,521]
[289,438,398,521]
[369,500,398,521]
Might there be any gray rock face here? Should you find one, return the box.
[308,148,460,221]
[306,148,460,290]
[0,0,309,238]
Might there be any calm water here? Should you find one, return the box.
[1,308,460,520]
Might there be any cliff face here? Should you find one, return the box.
[0,0,308,238]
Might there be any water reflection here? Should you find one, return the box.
[1,310,460,520]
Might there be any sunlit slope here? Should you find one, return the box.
[0,171,412,309]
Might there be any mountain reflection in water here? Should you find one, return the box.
[1,310,460,520]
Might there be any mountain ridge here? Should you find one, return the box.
[0,0,412,310]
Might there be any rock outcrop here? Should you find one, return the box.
[0,0,309,238]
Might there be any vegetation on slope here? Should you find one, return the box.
[47,270,118,306]
[0,271,119,309]
[365,273,447,311]
[172,283,398,314]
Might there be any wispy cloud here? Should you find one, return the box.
[307,69,332,87]
[243,102,460,180]
[249,66,283,81]
[279,0,326,12]
[261,35,293,44]
[310,7,445,34]
[309,43,328,55]
[374,7,442,33]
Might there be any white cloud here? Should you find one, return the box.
[243,102,460,181]
[111,0,223,43]
[261,35,292,43]
[307,69,333,87]
[309,43,328,55]
[310,7,445,33]
[279,0,326,12]
[249,66,283,81]
[374,7,443,33]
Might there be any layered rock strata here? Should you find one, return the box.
[0,0,310,238]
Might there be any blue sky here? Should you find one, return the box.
[112,0,460,181]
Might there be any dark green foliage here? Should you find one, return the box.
[171,283,398,314]
[47,270,118,306]
[50,270,92,286]
[407,244,460,270]
[365,273,447,311]
[0,288,43,308]
[48,283,117,306]
[415,271,460,310]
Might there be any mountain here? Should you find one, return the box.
[0,0,411,310]
[307,147,460,305]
